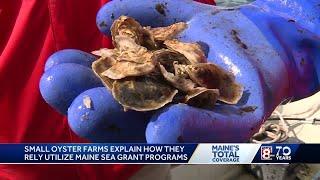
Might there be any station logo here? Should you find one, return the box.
[261,146,273,160]
[260,145,291,161]
[211,145,239,163]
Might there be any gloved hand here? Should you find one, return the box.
[39,0,320,143]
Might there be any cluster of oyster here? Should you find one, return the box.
[92,16,243,111]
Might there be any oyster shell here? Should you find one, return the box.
[114,35,148,53]
[91,48,119,59]
[158,64,196,92]
[173,62,189,78]
[111,16,157,49]
[160,64,219,108]
[115,35,152,64]
[164,39,207,64]
[185,87,219,108]
[101,61,156,80]
[92,57,116,89]
[148,22,187,41]
[91,15,243,111]
[152,49,191,73]
[186,63,243,104]
[112,77,178,111]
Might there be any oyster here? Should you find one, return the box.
[173,62,189,78]
[185,88,219,108]
[101,61,156,80]
[92,57,116,89]
[186,63,243,104]
[152,49,191,73]
[114,35,148,53]
[111,16,157,49]
[91,48,119,59]
[112,77,178,111]
[160,64,219,107]
[117,51,153,64]
[115,35,152,64]
[158,64,196,92]
[91,15,243,111]
[148,22,187,41]
[164,39,207,64]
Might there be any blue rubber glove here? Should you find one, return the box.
[40,0,320,143]
[96,0,320,143]
[40,50,151,142]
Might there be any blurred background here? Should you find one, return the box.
[215,0,254,6]
[170,92,320,179]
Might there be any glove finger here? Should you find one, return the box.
[44,49,96,71]
[96,0,213,36]
[146,97,265,143]
[40,63,102,115]
[68,87,151,142]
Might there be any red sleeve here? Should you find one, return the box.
[195,0,216,5]
[0,0,139,179]
[0,0,214,179]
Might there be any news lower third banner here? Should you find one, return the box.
[0,144,319,164]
